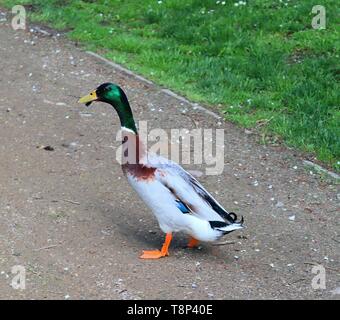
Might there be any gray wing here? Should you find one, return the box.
[146,154,241,224]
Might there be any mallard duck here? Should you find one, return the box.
[79,83,244,259]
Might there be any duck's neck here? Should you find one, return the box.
[110,96,138,135]
[108,96,147,164]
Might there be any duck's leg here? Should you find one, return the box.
[187,236,199,249]
[140,233,172,259]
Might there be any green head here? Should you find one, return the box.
[78,82,137,134]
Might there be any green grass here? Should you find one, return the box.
[2,0,339,171]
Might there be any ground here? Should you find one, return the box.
[0,18,339,300]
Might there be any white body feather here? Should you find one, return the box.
[125,153,243,242]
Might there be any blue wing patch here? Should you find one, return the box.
[175,199,190,214]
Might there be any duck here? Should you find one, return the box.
[78,83,244,259]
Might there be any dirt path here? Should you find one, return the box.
[0,18,339,300]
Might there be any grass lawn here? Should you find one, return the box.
[1,0,339,171]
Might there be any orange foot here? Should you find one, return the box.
[140,249,169,259]
[140,233,172,260]
[187,237,199,249]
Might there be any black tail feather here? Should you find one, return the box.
[224,211,244,225]
[209,221,228,229]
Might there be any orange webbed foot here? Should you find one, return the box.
[187,237,199,249]
[140,249,168,259]
[139,233,172,260]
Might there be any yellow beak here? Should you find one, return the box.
[78,90,98,104]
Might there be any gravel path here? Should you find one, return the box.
[0,16,339,299]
